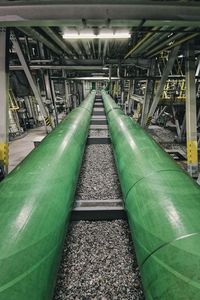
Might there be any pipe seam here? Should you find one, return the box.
[140,232,200,268]
[124,169,184,203]
[106,106,122,116]
[78,106,91,114]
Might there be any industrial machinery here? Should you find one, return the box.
[0,91,95,300]
[102,90,200,299]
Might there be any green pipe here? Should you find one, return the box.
[101,90,200,299]
[0,91,95,300]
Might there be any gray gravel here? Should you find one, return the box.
[148,125,187,170]
[89,129,109,137]
[148,125,175,144]
[54,105,144,300]
[54,220,144,300]
[148,125,186,152]
[76,144,122,200]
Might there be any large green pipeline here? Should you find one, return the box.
[0,91,95,300]
[102,90,200,299]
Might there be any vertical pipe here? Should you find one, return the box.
[0,27,9,174]
[185,42,198,177]
[50,79,59,126]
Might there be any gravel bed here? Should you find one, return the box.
[148,125,186,152]
[89,129,109,137]
[54,220,144,300]
[54,110,144,300]
[76,144,121,200]
[148,125,187,171]
[148,125,175,143]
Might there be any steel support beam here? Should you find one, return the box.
[195,56,200,77]
[9,58,150,68]
[127,80,134,114]
[41,27,72,57]
[172,106,182,140]
[146,45,180,126]
[1,2,200,26]
[103,41,108,61]
[44,70,53,102]
[141,60,155,127]
[50,79,59,126]
[64,80,70,111]
[180,113,186,141]
[185,42,198,177]
[10,31,53,129]
[18,27,62,56]
[0,28,9,174]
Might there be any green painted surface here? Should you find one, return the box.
[102,90,200,299]
[0,91,95,300]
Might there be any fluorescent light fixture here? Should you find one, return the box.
[91,73,106,76]
[98,32,130,39]
[98,29,130,39]
[63,29,130,40]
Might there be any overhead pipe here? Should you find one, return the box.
[127,26,171,57]
[67,40,85,59]
[146,31,187,57]
[0,91,95,300]
[103,40,108,60]
[9,65,105,71]
[146,27,198,57]
[141,26,178,56]
[18,27,63,55]
[150,32,199,57]
[124,27,158,59]
[102,90,200,299]
[41,27,73,57]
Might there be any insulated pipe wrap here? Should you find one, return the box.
[0,91,95,300]
[102,90,200,299]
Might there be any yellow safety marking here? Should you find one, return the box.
[44,116,51,126]
[187,140,198,164]
[146,116,152,126]
[0,143,9,166]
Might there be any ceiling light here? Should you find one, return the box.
[98,32,130,39]
[63,29,130,40]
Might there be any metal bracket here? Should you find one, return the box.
[72,198,126,221]
[87,136,110,145]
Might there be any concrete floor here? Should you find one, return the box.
[8,113,66,173]
[8,126,46,173]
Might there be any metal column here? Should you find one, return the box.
[65,80,70,111]
[146,45,180,126]
[44,70,52,101]
[10,31,53,129]
[50,79,59,125]
[127,80,134,114]
[0,28,9,174]
[141,60,155,127]
[109,65,112,92]
[185,43,198,177]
